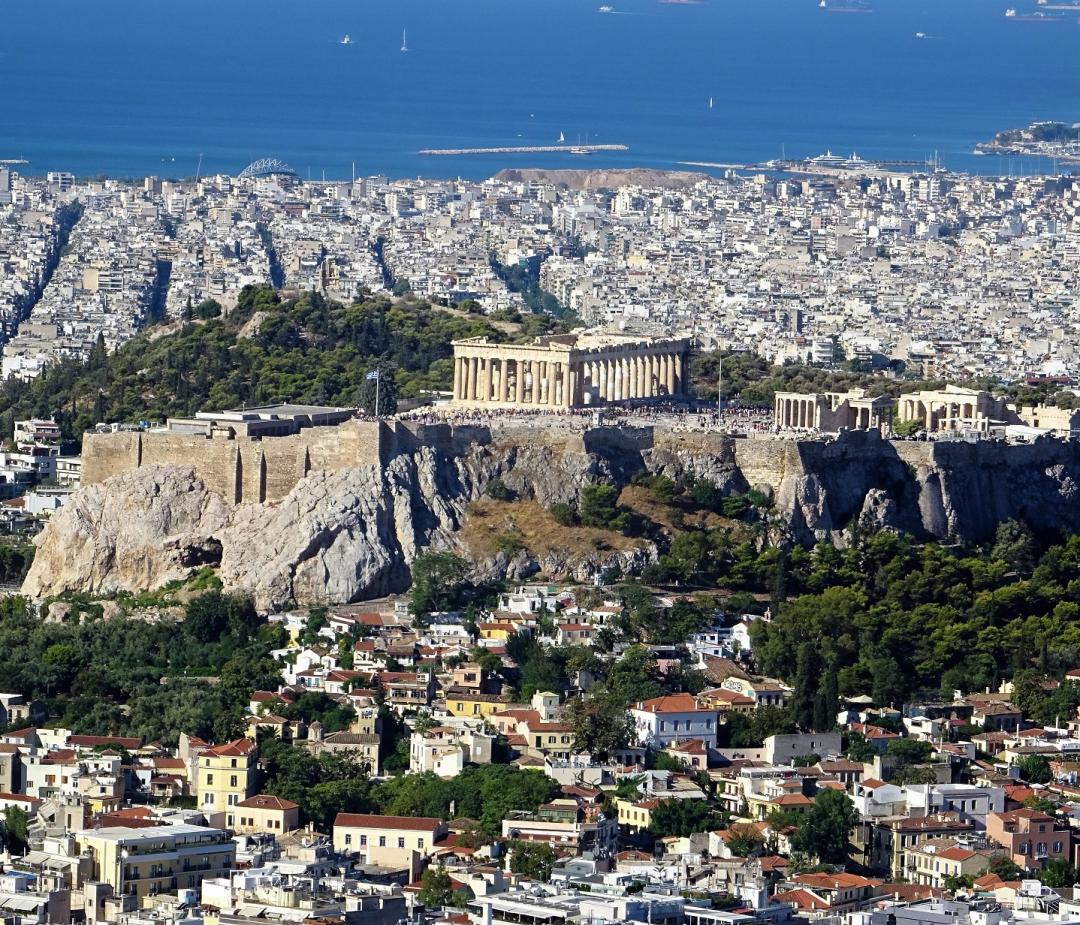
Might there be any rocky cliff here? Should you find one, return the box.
[24,427,1080,609]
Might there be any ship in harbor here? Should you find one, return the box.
[340,34,353,45]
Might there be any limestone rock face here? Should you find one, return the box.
[22,466,229,600]
[26,428,1080,609]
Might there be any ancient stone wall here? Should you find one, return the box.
[82,420,384,504]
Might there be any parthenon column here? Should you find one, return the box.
[563,363,572,408]
[453,357,462,400]
[498,359,509,403]
[665,354,675,395]
[673,355,684,394]
[466,357,478,401]
[548,361,560,406]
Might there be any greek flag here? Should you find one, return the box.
[366,369,380,381]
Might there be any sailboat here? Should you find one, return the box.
[340,34,353,45]
[708,96,714,109]
[400,28,409,52]
[558,131,566,144]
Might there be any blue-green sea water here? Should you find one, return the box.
[1,0,1078,179]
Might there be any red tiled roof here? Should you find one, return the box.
[203,738,256,758]
[237,794,299,811]
[632,693,711,714]
[335,813,442,831]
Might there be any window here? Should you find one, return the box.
[1020,843,1029,855]
[230,775,238,787]
[206,774,214,786]
[398,837,406,848]
[360,834,367,846]
[345,834,352,845]
[418,838,425,848]
[379,836,386,847]
[1054,841,1063,853]
[231,758,237,768]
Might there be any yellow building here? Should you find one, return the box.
[77,823,235,900]
[616,798,658,834]
[445,692,506,718]
[746,791,813,822]
[477,622,517,642]
[195,739,257,821]
[333,813,447,876]
[232,794,301,835]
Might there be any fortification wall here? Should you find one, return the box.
[733,438,801,493]
[82,420,384,504]
[81,432,142,485]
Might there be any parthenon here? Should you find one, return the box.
[450,333,692,408]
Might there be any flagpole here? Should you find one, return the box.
[375,369,381,419]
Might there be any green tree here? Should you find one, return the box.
[549,502,578,527]
[1,807,29,853]
[844,731,875,763]
[887,738,933,766]
[648,799,724,838]
[565,692,633,759]
[791,789,859,865]
[410,552,470,617]
[417,865,455,907]
[507,840,558,881]
[725,824,765,857]
[1017,754,1053,785]
[992,519,1038,573]
[988,855,1023,881]
[579,484,630,532]
[357,367,399,416]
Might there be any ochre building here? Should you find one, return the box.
[450,333,691,408]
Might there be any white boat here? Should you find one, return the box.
[558,131,566,144]
[400,28,408,52]
[915,31,926,37]
[1005,8,1017,15]
[708,96,714,108]
[599,4,615,11]
[819,0,826,8]
[340,34,353,45]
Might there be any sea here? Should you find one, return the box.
[1,0,1079,181]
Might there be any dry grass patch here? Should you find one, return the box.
[459,498,646,560]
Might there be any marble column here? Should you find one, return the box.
[665,354,675,395]
[562,363,572,408]
[453,357,462,400]
[466,357,477,401]
[498,360,508,403]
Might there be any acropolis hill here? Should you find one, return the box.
[28,411,1080,610]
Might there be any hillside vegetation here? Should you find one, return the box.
[0,286,507,443]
